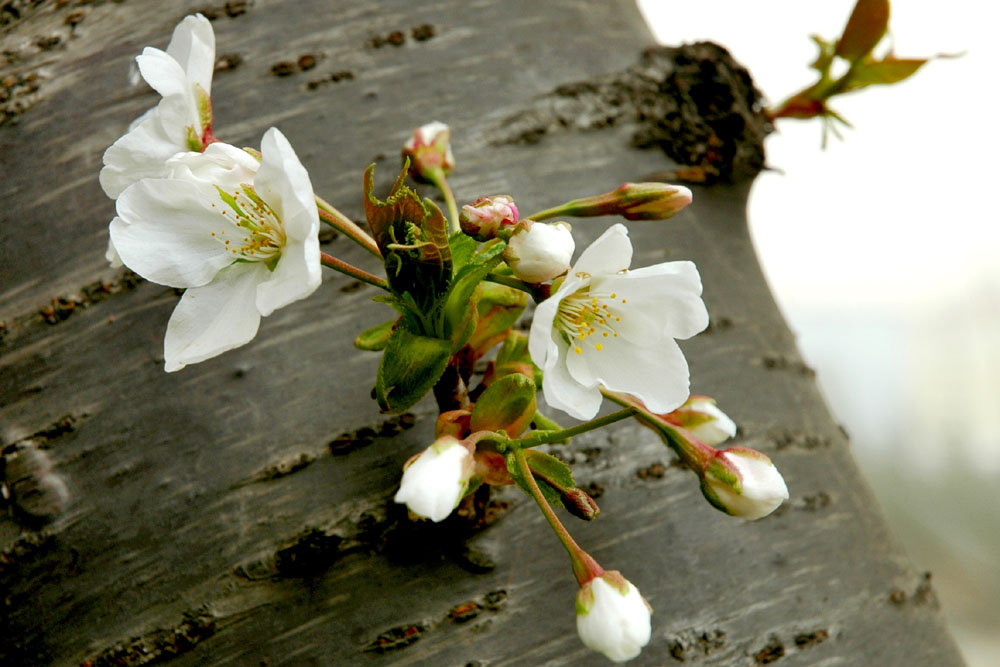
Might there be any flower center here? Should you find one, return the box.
[210,184,286,265]
[555,283,628,355]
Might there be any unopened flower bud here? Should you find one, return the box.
[562,487,600,521]
[576,571,652,663]
[613,182,692,221]
[394,436,474,522]
[460,195,519,240]
[672,396,737,446]
[401,121,454,183]
[503,221,575,283]
[530,182,693,223]
[700,447,788,520]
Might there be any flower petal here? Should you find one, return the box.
[166,143,259,189]
[136,47,190,100]
[255,236,321,317]
[99,113,183,198]
[255,128,318,241]
[163,262,267,371]
[571,223,632,276]
[165,14,215,95]
[111,179,235,288]
[598,261,709,340]
[567,335,690,415]
[542,342,603,420]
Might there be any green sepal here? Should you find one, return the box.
[354,319,396,351]
[185,125,204,152]
[194,82,213,134]
[505,448,576,507]
[375,323,452,413]
[470,372,536,438]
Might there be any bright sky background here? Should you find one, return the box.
[637,2,1000,663]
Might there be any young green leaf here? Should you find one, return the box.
[835,0,889,62]
[375,324,453,413]
[504,448,576,508]
[843,58,927,92]
[354,319,396,351]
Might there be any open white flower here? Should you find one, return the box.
[394,436,474,522]
[528,223,709,420]
[100,14,216,200]
[576,571,652,663]
[109,128,321,371]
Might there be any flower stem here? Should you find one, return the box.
[484,273,551,303]
[518,407,637,448]
[511,446,603,585]
[522,203,566,222]
[428,169,460,234]
[315,195,382,259]
[602,390,714,469]
[320,252,389,290]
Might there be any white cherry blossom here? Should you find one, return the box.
[109,128,321,371]
[528,223,709,420]
[100,14,216,200]
[576,572,652,663]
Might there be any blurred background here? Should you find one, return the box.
[637,1,1000,664]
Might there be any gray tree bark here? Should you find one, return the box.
[0,1,964,665]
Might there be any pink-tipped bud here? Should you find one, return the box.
[700,447,788,520]
[460,195,519,240]
[401,121,455,182]
[502,220,575,283]
[536,182,693,222]
[614,182,692,221]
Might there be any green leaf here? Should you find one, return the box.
[470,373,537,437]
[375,324,452,413]
[505,449,576,507]
[441,238,506,345]
[448,231,480,274]
[843,58,927,92]
[835,0,889,62]
[525,449,575,489]
[354,319,396,351]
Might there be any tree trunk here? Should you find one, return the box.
[0,1,964,665]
